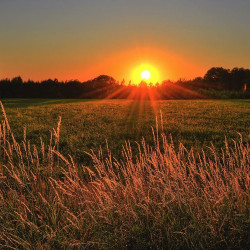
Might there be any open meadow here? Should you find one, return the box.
[2,98,250,163]
[0,99,249,249]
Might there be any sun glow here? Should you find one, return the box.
[131,63,161,85]
[141,70,151,80]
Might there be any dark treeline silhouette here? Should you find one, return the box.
[0,67,249,100]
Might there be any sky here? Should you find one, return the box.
[0,0,250,83]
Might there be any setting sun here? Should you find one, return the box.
[141,70,151,80]
[131,63,161,85]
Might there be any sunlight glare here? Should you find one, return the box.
[141,70,151,80]
[131,63,161,85]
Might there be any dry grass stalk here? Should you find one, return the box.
[0,101,249,249]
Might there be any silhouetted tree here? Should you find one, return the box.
[93,75,116,85]
[204,67,230,89]
[0,68,249,99]
[230,67,250,91]
[11,76,23,85]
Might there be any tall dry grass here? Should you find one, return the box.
[0,101,249,249]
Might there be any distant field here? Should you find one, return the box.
[2,98,250,163]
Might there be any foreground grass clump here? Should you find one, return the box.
[0,102,249,249]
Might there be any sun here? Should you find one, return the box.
[141,70,151,80]
[131,63,161,85]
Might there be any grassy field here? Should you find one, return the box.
[0,99,249,249]
[2,98,250,163]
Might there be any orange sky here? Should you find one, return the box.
[0,1,250,83]
[70,47,206,84]
[1,42,209,83]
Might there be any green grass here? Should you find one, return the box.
[2,98,250,164]
[0,99,249,249]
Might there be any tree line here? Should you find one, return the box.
[0,67,249,99]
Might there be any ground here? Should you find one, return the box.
[2,98,250,163]
[0,98,249,249]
